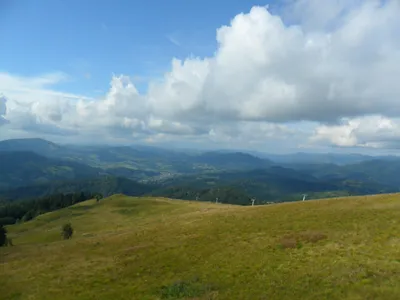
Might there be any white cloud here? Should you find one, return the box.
[0,96,8,126]
[1,0,400,151]
[310,116,400,149]
[310,115,400,149]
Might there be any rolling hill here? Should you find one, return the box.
[0,138,274,177]
[0,151,103,189]
[1,148,398,205]
[1,194,400,299]
[288,159,400,188]
[152,166,397,202]
[0,138,63,154]
[263,152,375,165]
[192,151,274,170]
[0,176,154,200]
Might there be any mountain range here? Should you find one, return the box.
[1,138,399,204]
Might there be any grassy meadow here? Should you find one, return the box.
[1,194,400,299]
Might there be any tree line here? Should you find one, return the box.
[150,185,254,205]
[0,192,102,226]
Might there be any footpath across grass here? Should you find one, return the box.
[1,193,400,299]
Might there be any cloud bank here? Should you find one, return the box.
[1,0,400,151]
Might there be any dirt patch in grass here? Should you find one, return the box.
[279,237,301,249]
[299,231,328,243]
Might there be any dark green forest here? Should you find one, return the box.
[0,192,102,226]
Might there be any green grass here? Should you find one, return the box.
[1,193,400,299]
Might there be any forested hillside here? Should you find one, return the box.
[0,191,100,225]
[0,176,154,200]
[0,151,103,189]
[1,138,400,206]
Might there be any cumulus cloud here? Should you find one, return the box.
[310,116,400,149]
[1,0,400,150]
[0,96,9,126]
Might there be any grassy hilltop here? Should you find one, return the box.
[1,194,400,300]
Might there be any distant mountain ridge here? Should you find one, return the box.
[1,138,400,204]
[0,151,103,190]
[0,138,62,154]
[153,166,397,202]
[263,152,374,165]
[0,138,274,174]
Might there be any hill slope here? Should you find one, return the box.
[265,152,374,165]
[0,176,154,200]
[289,159,400,188]
[1,194,400,299]
[1,149,397,204]
[193,151,273,170]
[0,151,103,189]
[0,138,62,154]
[152,166,397,202]
[0,138,275,179]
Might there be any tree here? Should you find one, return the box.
[21,210,36,222]
[0,225,7,247]
[95,193,103,202]
[61,223,73,240]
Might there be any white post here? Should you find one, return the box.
[251,198,255,206]
[216,197,219,204]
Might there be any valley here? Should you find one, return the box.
[1,138,400,208]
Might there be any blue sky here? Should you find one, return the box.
[1,0,399,154]
[0,0,275,95]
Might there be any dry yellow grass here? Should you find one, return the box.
[1,193,400,299]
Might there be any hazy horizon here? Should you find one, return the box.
[2,136,399,157]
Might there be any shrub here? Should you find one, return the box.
[0,225,7,247]
[22,210,36,222]
[95,194,103,202]
[61,223,73,240]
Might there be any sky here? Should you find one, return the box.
[1,0,400,154]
